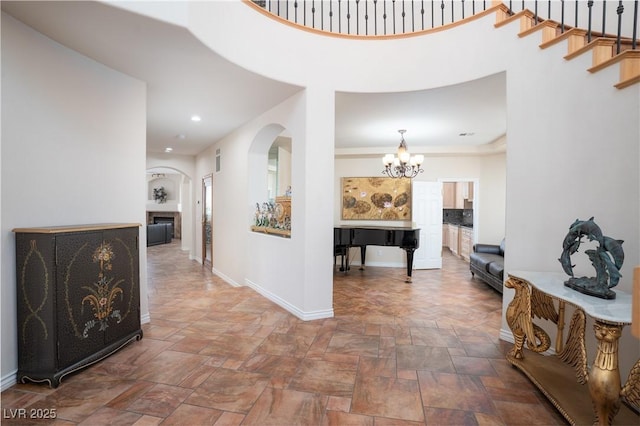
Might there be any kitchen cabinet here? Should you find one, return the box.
[455,182,466,208]
[465,182,474,202]
[455,182,474,208]
[13,223,143,387]
[444,181,473,209]
[442,224,449,248]
[443,183,456,209]
[459,227,473,261]
[448,225,459,255]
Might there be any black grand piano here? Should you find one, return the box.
[334,226,420,283]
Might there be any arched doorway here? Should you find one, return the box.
[146,167,193,252]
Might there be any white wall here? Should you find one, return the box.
[196,88,334,320]
[0,13,148,389]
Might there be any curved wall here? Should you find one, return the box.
[188,2,507,92]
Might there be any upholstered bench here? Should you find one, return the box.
[469,239,505,293]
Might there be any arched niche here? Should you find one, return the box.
[248,123,292,237]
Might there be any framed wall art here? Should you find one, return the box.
[341,177,411,221]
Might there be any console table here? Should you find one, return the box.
[505,271,639,426]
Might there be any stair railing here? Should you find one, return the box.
[251,0,639,48]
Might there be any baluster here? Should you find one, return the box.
[616,1,624,54]
[286,0,289,20]
[560,0,565,33]
[450,0,454,23]
[402,0,406,33]
[534,0,538,25]
[588,0,594,42]
[421,0,425,30]
[548,0,551,20]
[329,0,333,32]
[633,0,638,49]
[575,0,579,28]
[365,0,369,35]
[338,0,342,33]
[294,0,298,24]
[374,0,378,35]
[440,0,444,26]
[393,0,397,34]
[356,0,360,35]
[384,0,388,35]
[411,0,415,32]
[462,0,465,19]
[602,0,607,37]
[347,0,351,34]
[304,0,306,26]
[431,1,434,28]
[312,0,315,28]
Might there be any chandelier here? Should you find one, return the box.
[382,130,424,178]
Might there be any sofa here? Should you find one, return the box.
[469,239,505,293]
[147,223,173,246]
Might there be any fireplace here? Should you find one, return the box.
[147,211,181,239]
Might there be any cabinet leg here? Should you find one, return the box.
[589,321,622,426]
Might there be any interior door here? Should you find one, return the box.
[412,181,443,269]
[202,174,213,267]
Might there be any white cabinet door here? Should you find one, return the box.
[412,181,443,269]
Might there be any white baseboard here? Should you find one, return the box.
[212,268,241,287]
[1,369,17,392]
[245,279,334,321]
[141,312,151,324]
[500,327,514,343]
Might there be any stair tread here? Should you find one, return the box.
[539,28,586,50]
[589,49,640,73]
[615,74,640,89]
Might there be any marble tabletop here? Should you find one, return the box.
[508,271,632,325]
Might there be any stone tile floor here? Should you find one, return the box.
[1,242,565,425]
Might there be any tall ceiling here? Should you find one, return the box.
[2,1,506,157]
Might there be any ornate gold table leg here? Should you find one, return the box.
[505,277,551,359]
[589,321,623,426]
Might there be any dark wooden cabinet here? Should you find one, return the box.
[13,224,143,387]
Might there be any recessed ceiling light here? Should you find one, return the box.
[165,147,173,153]
[191,115,201,122]
[176,134,186,140]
